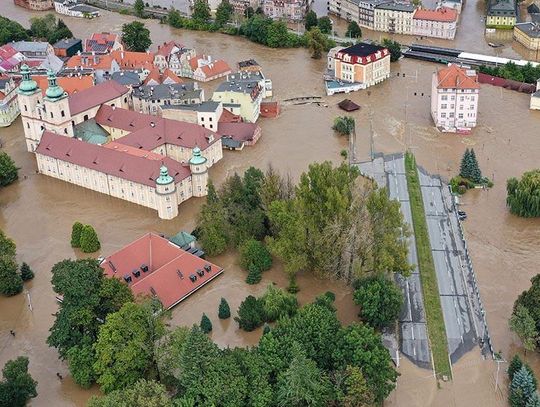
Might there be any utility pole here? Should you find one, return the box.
[494,354,507,393]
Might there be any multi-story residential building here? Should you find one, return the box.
[331,42,391,87]
[157,44,196,77]
[66,53,120,83]
[212,72,266,123]
[13,0,53,10]
[0,76,20,127]
[53,38,83,58]
[17,66,222,219]
[486,0,517,28]
[238,59,262,73]
[10,41,64,72]
[328,0,361,23]
[143,68,183,86]
[84,32,124,53]
[431,64,480,133]
[262,0,308,21]
[110,50,155,72]
[513,22,540,50]
[154,41,188,71]
[53,0,100,18]
[439,0,462,13]
[358,0,393,29]
[374,3,416,34]
[230,0,259,15]
[132,83,204,115]
[188,56,232,82]
[160,101,223,131]
[412,7,458,40]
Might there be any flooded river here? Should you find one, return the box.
[1,1,539,406]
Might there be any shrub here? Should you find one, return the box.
[218,298,230,319]
[240,239,272,273]
[234,295,265,331]
[507,169,540,218]
[71,221,84,248]
[332,116,355,136]
[200,313,212,333]
[260,284,298,322]
[20,262,35,281]
[79,225,100,253]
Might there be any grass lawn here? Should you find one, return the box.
[404,152,452,379]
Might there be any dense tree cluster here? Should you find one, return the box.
[479,62,540,84]
[507,169,540,218]
[0,152,18,188]
[382,38,402,62]
[30,14,73,44]
[0,16,29,46]
[240,15,305,48]
[71,222,101,253]
[239,238,273,284]
[121,21,152,52]
[0,357,37,407]
[508,355,540,407]
[511,275,540,352]
[134,0,145,18]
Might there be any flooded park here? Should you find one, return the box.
[0,0,539,405]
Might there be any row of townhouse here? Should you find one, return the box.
[329,0,459,39]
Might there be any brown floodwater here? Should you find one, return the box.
[1,2,539,406]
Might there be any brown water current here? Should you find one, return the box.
[1,1,540,405]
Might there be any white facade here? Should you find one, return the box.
[413,13,457,39]
[374,5,415,34]
[0,78,20,127]
[262,0,307,21]
[54,1,100,17]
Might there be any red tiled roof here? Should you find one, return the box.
[103,142,167,160]
[143,68,183,85]
[110,50,155,70]
[219,108,242,123]
[189,54,204,71]
[66,53,116,70]
[0,45,19,61]
[96,104,221,150]
[156,41,185,57]
[69,80,130,115]
[90,32,120,43]
[218,122,260,143]
[198,60,232,80]
[33,75,94,96]
[437,64,480,90]
[413,7,457,22]
[36,132,190,187]
[101,233,224,309]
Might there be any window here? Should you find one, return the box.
[61,110,65,117]
[441,112,446,118]
[24,105,27,112]
[458,113,463,119]
[50,111,54,119]
[441,95,447,101]
[27,122,30,129]
[449,112,454,118]
[460,96,464,102]
[441,104,447,109]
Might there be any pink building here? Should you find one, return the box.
[413,7,458,40]
[431,64,480,133]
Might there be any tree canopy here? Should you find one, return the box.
[134,0,145,18]
[121,21,152,52]
[346,21,362,38]
[507,169,540,218]
[382,38,402,62]
[0,16,29,46]
[0,152,18,188]
[305,10,318,31]
[192,0,211,24]
[459,148,483,184]
[88,379,173,407]
[215,0,234,27]
[30,14,73,44]
[0,357,37,407]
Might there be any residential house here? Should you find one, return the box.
[33,75,94,96]
[262,0,308,21]
[100,233,224,310]
[230,0,259,14]
[412,7,458,40]
[238,59,262,73]
[530,79,540,110]
[188,56,232,82]
[0,76,20,127]
[54,0,100,17]
[358,0,393,29]
[331,42,391,87]
[53,38,83,58]
[110,50,155,73]
[160,101,223,131]
[143,68,183,86]
[84,32,123,53]
[374,3,416,34]
[513,22,540,50]
[66,53,120,83]
[132,83,204,115]
[486,0,517,28]
[111,71,142,88]
[0,45,26,73]
[11,41,64,72]
[212,72,268,122]
[328,0,361,23]
[13,0,53,10]
[154,41,188,71]
[164,48,196,78]
[430,64,480,132]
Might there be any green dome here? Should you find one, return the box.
[189,146,207,166]
[17,64,38,95]
[45,69,66,100]
[156,165,174,185]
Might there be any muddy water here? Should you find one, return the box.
[1,2,540,406]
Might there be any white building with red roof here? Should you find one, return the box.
[100,233,224,309]
[84,32,123,53]
[431,64,480,133]
[17,65,221,219]
[413,7,458,39]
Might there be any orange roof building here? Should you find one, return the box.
[110,50,155,71]
[33,75,94,96]
[66,53,120,82]
[412,7,458,39]
[100,233,224,309]
[143,68,183,86]
[189,56,232,82]
[431,64,480,133]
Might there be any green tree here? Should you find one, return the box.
[382,38,402,62]
[266,21,290,48]
[66,337,96,388]
[244,6,255,18]
[246,264,262,284]
[468,149,482,183]
[353,274,403,328]
[30,14,72,44]
[168,9,184,28]
[121,21,152,52]
[0,230,16,259]
[218,297,231,319]
[200,313,213,333]
[507,169,540,218]
[306,27,328,59]
[459,148,472,180]
[155,327,190,388]
[87,379,173,407]
[198,184,229,256]
[79,224,100,253]
[0,152,18,187]
[332,116,355,136]
[527,392,540,407]
[49,19,73,44]
[20,262,34,282]
[305,10,318,31]
[134,0,145,17]
[93,301,165,393]
[340,365,374,406]
[276,350,333,407]
[71,221,83,248]
[509,355,524,382]
[317,16,332,34]
[346,21,362,38]
[0,16,30,46]
[192,0,211,24]
[0,257,23,297]
[333,323,398,402]
[0,357,37,407]
[240,239,272,273]
[510,305,538,353]
[260,284,298,322]
[235,295,265,331]
[215,0,234,27]
[510,365,537,407]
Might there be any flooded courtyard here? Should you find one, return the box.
[1,1,540,405]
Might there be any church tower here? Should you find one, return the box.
[155,165,179,220]
[17,64,43,152]
[43,69,73,138]
[189,147,208,198]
